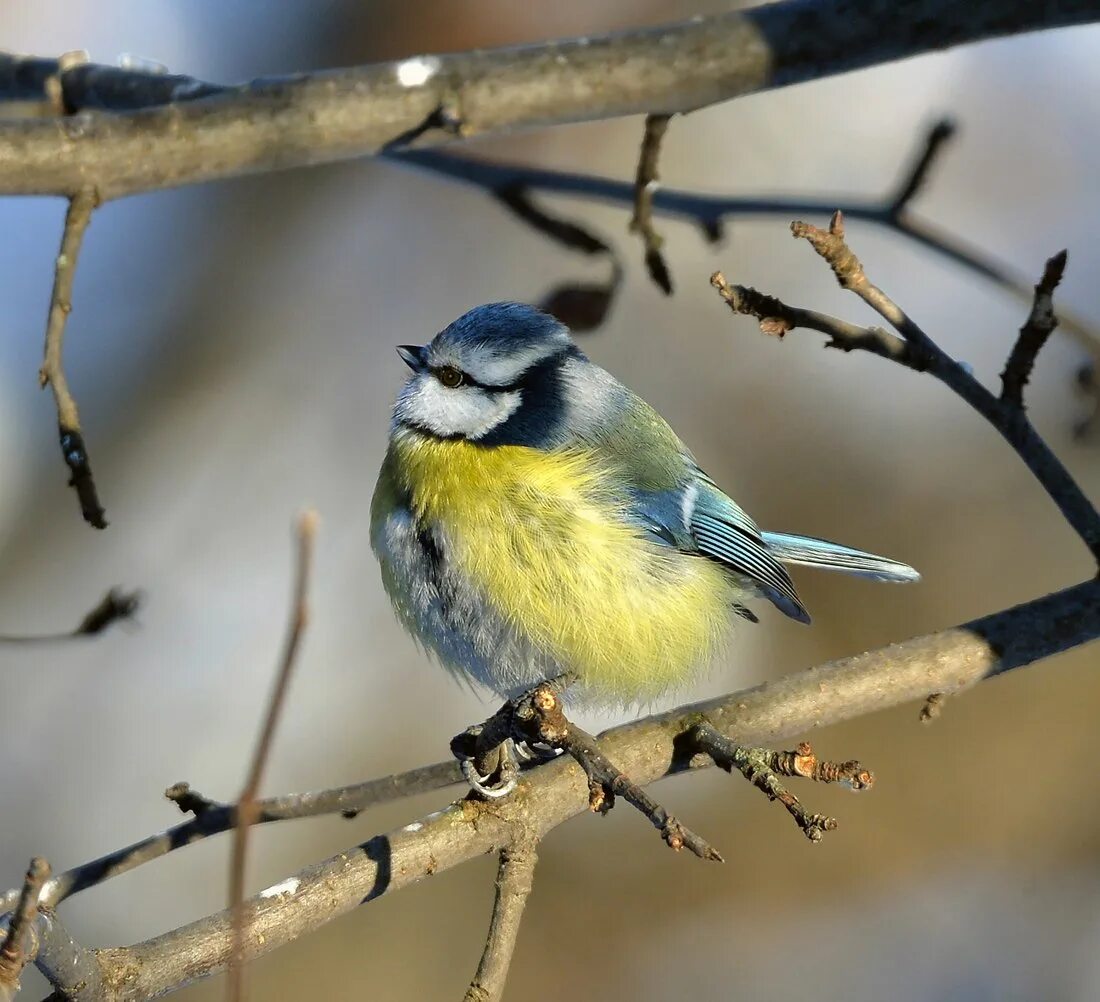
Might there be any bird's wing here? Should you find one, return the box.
[687,475,810,624]
[575,382,810,624]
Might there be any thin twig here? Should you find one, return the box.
[713,225,1100,563]
[630,113,674,294]
[692,726,872,842]
[1001,250,1068,407]
[227,510,318,1002]
[0,588,140,644]
[0,761,464,920]
[511,683,723,861]
[888,118,957,215]
[464,840,539,1002]
[38,186,105,528]
[0,858,48,1001]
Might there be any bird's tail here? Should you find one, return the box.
[761,531,920,584]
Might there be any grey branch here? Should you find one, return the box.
[0,1,1098,198]
[464,841,539,1002]
[18,577,1100,1000]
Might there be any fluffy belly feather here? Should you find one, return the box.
[372,432,736,701]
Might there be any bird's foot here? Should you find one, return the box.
[451,675,576,800]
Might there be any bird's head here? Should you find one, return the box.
[391,302,582,443]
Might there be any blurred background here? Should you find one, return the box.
[1,2,1099,999]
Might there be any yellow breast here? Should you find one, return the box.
[390,432,735,699]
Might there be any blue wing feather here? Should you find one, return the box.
[761,531,920,583]
[689,485,811,624]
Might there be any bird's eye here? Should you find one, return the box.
[436,366,464,388]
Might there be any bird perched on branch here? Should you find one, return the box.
[371,302,917,716]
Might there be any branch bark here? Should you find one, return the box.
[464,841,538,1002]
[0,0,1097,198]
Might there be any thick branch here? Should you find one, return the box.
[0,1,1098,197]
[464,841,538,1002]
[28,578,1099,999]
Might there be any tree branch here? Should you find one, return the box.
[15,577,1097,999]
[0,1,1097,198]
[712,214,1100,563]
[0,761,464,923]
[464,841,538,1002]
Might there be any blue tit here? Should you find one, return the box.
[371,302,918,705]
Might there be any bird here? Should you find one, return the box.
[371,302,918,714]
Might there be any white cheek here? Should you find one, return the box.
[397,378,521,439]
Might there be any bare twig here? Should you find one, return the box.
[0,3,1096,198]
[888,118,956,215]
[0,761,464,921]
[692,726,872,842]
[38,187,105,528]
[712,225,1100,563]
[228,510,318,1002]
[0,858,48,1001]
[453,676,722,859]
[1001,250,1068,407]
[630,113,674,294]
[464,840,539,1002]
[0,588,140,644]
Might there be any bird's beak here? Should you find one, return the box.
[396,344,426,372]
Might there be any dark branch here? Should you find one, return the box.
[1001,250,1068,407]
[0,588,140,643]
[714,219,1100,563]
[888,118,956,215]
